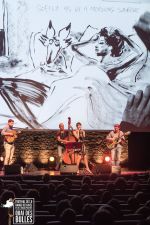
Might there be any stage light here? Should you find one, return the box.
[0,156,4,162]
[49,156,55,162]
[104,156,111,162]
[49,156,56,170]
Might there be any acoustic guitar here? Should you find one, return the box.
[106,131,131,150]
[5,129,22,143]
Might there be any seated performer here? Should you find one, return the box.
[73,122,92,174]
[56,122,69,170]
[106,124,125,166]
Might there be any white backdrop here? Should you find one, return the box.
[0,0,149,130]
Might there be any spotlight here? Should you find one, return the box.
[49,156,56,170]
[0,156,4,171]
[0,156,4,162]
[49,156,55,162]
[104,156,111,163]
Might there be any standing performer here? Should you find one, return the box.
[1,119,16,165]
[106,124,125,166]
[73,122,92,174]
[56,122,69,170]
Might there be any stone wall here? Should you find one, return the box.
[0,130,128,166]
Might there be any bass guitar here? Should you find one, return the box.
[63,117,78,164]
[106,131,131,150]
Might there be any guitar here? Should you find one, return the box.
[5,129,24,143]
[106,131,131,150]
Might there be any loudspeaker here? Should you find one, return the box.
[60,164,78,174]
[4,164,21,175]
[92,163,111,175]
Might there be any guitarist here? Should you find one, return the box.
[1,119,15,166]
[106,124,125,166]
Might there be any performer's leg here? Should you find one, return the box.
[76,154,81,174]
[116,146,122,166]
[55,145,63,170]
[111,148,116,166]
[83,154,92,173]
[9,145,15,165]
[4,143,11,166]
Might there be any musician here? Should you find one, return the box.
[73,122,92,174]
[1,119,15,165]
[56,122,69,170]
[106,124,125,166]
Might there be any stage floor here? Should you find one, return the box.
[0,168,150,177]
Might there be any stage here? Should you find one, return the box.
[0,168,150,177]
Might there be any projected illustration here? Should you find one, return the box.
[0,0,150,130]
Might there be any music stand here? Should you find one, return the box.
[65,142,83,164]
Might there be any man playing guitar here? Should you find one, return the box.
[106,124,125,166]
[1,119,16,166]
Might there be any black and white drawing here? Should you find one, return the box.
[0,0,150,130]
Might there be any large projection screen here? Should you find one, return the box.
[0,0,150,130]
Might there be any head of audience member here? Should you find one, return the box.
[71,195,83,214]
[82,195,94,205]
[99,204,118,219]
[136,206,150,219]
[56,191,68,202]
[145,200,150,208]
[106,182,115,192]
[81,183,90,194]
[56,199,72,217]
[132,181,141,192]
[92,208,114,225]
[135,191,145,204]
[82,203,97,221]
[60,208,76,225]
[127,196,139,211]
[7,183,22,197]
[114,177,127,190]
[42,173,51,183]
[100,190,112,203]
[63,178,72,189]
[25,189,40,201]
[109,173,119,180]
[55,184,67,195]
[108,198,121,218]
[82,176,92,186]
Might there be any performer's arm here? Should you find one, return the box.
[81,130,85,138]
[106,132,114,142]
[1,127,13,136]
[73,130,79,141]
[57,134,68,144]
